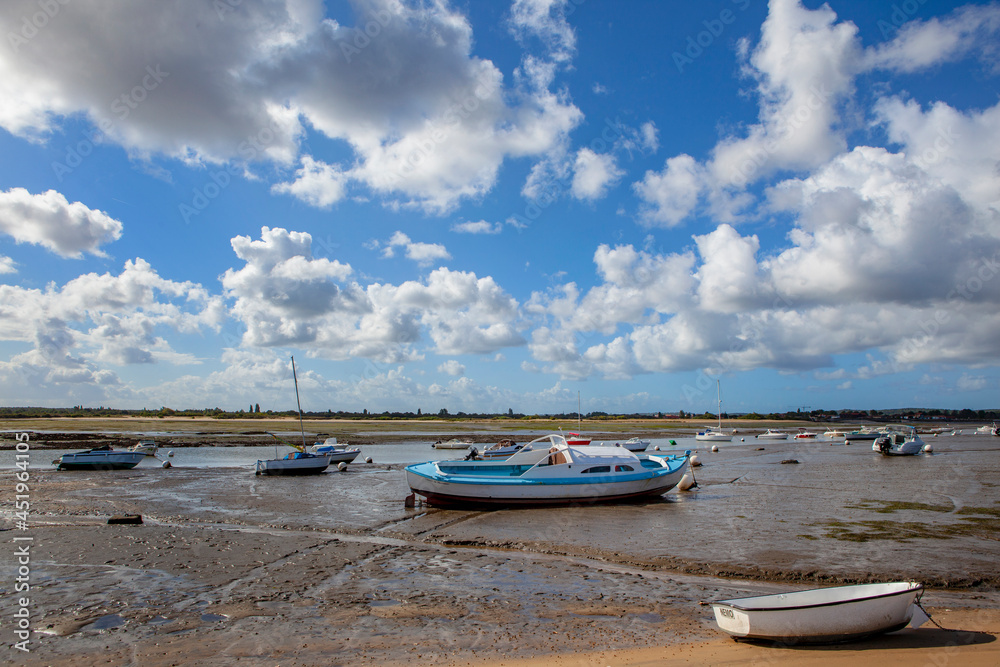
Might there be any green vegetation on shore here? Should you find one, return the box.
[0,405,997,423]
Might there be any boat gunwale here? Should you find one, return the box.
[712,581,922,613]
[406,461,684,486]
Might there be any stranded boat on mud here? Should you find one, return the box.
[256,356,332,476]
[310,437,361,464]
[873,426,926,456]
[404,433,689,507]
[709,581,925,644]
[53,445,146,470]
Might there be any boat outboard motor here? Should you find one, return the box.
[878,436,891,454]
[464,447,480,461]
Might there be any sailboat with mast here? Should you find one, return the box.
[564,391,592,446]
[696,379,735,442]
[255,356,333,476]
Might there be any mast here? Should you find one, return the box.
[578,391,582,431]
[716,379,722,429]
[291,356,307,450]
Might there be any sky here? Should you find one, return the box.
[1,0,999,415]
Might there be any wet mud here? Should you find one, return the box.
[2,430,999,665]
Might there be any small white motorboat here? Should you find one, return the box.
[54,446,146,471]
[709,581,924,644]
[695,427,733,442]
[129,439,158,456]
[974,424,994,434]
[845,427,882,444]
[823,429,846,438]
[479,439,523,459]
[433,438,473,449]
[310,437,361,464]
[755,429,788,440]
[405,434,689,507]
[873,427,925,456]
[619,437,651,451]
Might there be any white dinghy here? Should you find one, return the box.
[709,581,924,644]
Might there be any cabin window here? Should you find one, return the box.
[582,465,611,474]
[615,465,634,472]
[548,452,569,465]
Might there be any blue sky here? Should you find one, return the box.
[1,0,999,414]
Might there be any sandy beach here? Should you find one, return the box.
[2,419,999,665]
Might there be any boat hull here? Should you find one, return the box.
[433,441,472,449]
[256,455,331,475]
[311,447,361,463]
[710,582,922,644]
[695,432,732,442]
[620,438,651,451]
[405,455,688,507]
[55,451,146,470]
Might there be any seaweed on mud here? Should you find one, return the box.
[811,516,1000,542]
[806,500,1000,542]
[844,499,953,513]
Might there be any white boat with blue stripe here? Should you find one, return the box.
[404,434,690,507]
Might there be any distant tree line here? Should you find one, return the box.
[0,406,997,421]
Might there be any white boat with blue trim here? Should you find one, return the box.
[310,437,361,464]
[709,581,925,644]
[404,434,690,507]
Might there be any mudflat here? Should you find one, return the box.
[2,419,998,665]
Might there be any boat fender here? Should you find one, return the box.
[690,454,701,467]
[678,473,697,491]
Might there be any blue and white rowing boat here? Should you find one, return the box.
[404,434,690,507]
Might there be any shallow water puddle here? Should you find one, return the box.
[83,614,126,631]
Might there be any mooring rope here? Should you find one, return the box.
[916,590,958,632]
